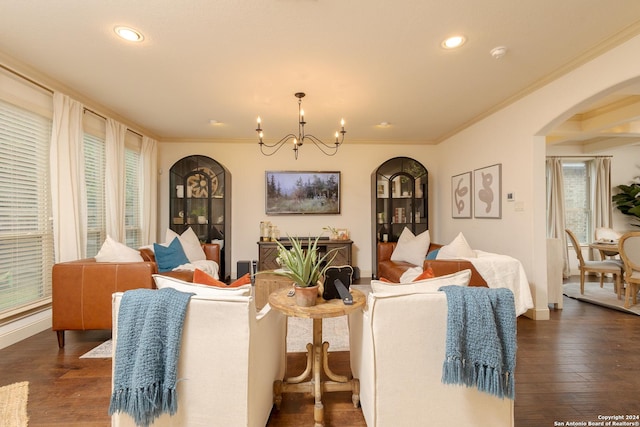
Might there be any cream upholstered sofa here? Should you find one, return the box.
[111,291,286,427]
[348,285,514,427]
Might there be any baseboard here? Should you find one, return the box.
[0,309,52,350]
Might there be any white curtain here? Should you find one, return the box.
[546,158,570,278]
[140,136,158,245]
[593,157,613,229]
[50,93,86,262]
[105,118,126,241]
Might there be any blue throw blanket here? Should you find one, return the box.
[108,288,193,426]
[438,285,516,400]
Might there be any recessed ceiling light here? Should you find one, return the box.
[377,122,391,128]
[209,119,223,126]
[441,35,466,49]
[114,26,144,42]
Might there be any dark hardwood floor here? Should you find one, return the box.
[1,278,639,426]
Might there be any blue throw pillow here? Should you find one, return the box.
[425,248,440,260]
[154,238,190,273]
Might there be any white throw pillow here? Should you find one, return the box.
[95,235,144,262]
[390,227,431,266]
[436,232,476,259]
[371,269,471,295]
[165,227,206,263]
[153,274,250,297]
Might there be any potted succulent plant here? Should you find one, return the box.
[273,235,338,306]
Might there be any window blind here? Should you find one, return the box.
[125,148,141,248]
[84,133,106,258]
[0,98,54,319]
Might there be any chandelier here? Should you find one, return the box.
[256,92,346,159]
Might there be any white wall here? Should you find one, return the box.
[435,34,640,319]
[158,142,439,279]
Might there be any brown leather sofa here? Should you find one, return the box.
[377,241,487,286]
[52,243,220,347]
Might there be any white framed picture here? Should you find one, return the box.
[377,180,389,198]
[473,164,502,219]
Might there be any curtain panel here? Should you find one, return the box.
[546,158,570,278]
[50,92,86,263]
[105,118,126,242]
[140,136,158,245]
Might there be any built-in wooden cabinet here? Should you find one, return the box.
[371,157,428,277]
[169,155,231,279]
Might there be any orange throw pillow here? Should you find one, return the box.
[193,269,251,288]
[413,267,435,281]
[231,273,251,287]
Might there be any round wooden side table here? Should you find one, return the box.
[268,287,365,427]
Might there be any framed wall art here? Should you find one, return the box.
[451,172,472,218]
[473,163,502,219]
[265,171,340,215]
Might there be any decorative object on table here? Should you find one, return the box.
[323,226,340,240]
[473,163,502,219]
[337,228,350,240]
[322,265,354,304]
[259,221,271,241]
[256,92,346,159]
[266,171,341,215]
[271,235,339,306]
[451,171,472,218]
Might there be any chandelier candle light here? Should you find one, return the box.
[256,92,346,159]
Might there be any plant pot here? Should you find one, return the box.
[294,284,319,307]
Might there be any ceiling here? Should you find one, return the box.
[1,0,640,146]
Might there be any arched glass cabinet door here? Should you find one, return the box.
[372,157,428,275]
[169,155,229,279]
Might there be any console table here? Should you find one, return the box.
[257,238,353,271]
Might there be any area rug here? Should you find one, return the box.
[0,381,29,427]
[563,282,640,315]
[287,316,349,353]
[80,340,113,358]
[80,316,350,358]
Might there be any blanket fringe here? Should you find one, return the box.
[109,382,178,427]
[442,357,514,400]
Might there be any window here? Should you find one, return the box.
[83,129,142,256]
[84,133,106,258]
[0,98,54,318]
[125,147,141,248]
[563,161,592,244]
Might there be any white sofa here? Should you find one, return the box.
[348,290,515,427]
[111,291,287,427]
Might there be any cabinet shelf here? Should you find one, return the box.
[372,157,428,276]
[170,155,230,279]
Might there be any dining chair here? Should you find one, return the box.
[617,231,640,308]
[565,229,623,298]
